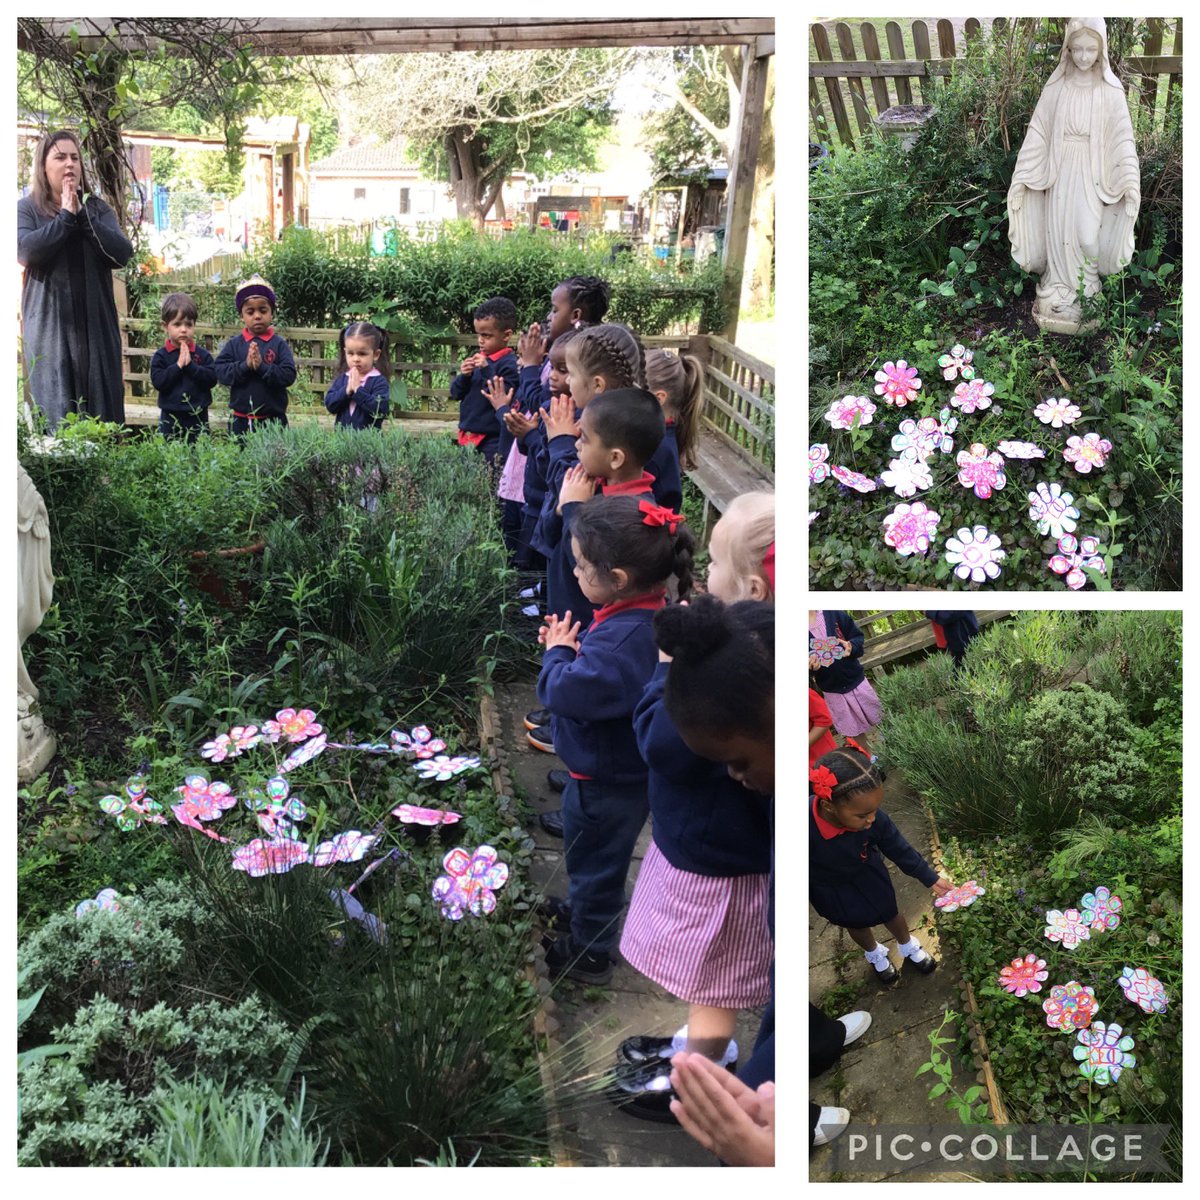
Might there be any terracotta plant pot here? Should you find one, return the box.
[188,537,266,610]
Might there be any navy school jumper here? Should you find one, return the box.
[450,346,519,457]
[324,369,390,430]
[809,609,868,694]
[644,422,683,513]
[150,339,217,420]
[214,327,296,421]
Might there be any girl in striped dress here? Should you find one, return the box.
[808,609,882,753]
[614,491,776,1121]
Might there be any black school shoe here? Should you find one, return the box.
[524,708,552,731]
[538,807,564,837]
[543,933,613,985]
[610,1056,737,1124]
[538,895,572,926]
[872,962,899,986]
[546,769,569,793]
[904,950,938,976]
[618,1034,677,1066]
[526,725,555,754]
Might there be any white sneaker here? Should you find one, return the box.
[837,1010,872,1046]
[518,583,542,600]
[813,1106,851,1147]
[521,603,542,618]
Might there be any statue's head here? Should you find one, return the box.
[1066,26,1103,74]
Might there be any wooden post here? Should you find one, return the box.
[720,38,771,343]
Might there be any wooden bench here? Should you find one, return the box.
[685,429,773,540]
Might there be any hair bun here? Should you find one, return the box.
[653,593,732,661]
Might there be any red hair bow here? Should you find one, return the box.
[810,764,837,802]
[639,500,683,534]
[844,737,869,759]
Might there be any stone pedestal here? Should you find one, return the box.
[875,104,936,152]
[18,694,56,784]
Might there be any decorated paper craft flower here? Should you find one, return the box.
[930,407,959,455]
[1063,432,1113,474]
[432,845,510,920]
[414,754,482,781]
[75,888,123,919]
[809,443,832,484]
[1080,885,1123,932]
[951,378,995,414]
[1043,908,1092,950]
[824,395,876,431]
[938,343,975,381]
[1042,982,1099,1032]
[232,837,312,877]
[392,803,463,826]
[1028,481,1079,538]
[262,708,323,744]
[831,464,878,493]
[99,781,168,830]
[956,444,1006,499]
[312,830,378,866]
[890,419,935,460]
[1116,966,1168,1014]
[998,953,1049,997]
[1074,1022,1135,1085]
[390,725,448,759]
[873,360,921,407]
[944,525,1005,584]
[1035,397,1081,428]
[201,733,235,763]
[809,635,847,668]
[882,502,941,557]
[174,775,237,822]
[172,802,232,842]
[280,732,328,773]
[997,440,1045,460]
[1049,534,1105,590]
[881,453,933,498]
[933,880,986,911]
[228,725,262,753]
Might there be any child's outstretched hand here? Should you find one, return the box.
[931,877,955,897]
[544,393,579,440]
[504,407,539,438]
[484,375,514,412]
[558,463,597,509]
[540,611,582,652]
[518,321,547,367]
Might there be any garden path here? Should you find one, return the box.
[809,765,978,1182]
[498,675,765,1168]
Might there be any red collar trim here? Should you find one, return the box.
[164,339,196,352]
[813,794,851,839]
[242,327,275,342]
[602,471,656,496]
[665,417,676,426]
[590,590,667,628]
[487,346,514,362]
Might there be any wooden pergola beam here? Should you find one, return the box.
[18,18,774,55]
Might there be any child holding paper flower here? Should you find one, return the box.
[810,742,953,983]
[808,610,881,754]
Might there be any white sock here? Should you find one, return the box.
[898,936,928,961]
[668,1025,690,1055]
[864,943,891,970]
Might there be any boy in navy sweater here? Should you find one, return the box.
[451,296,519,470]
[214,275,296,435]
[149,291,217,442]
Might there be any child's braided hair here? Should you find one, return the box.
[561,275,611,324]
[812,742,881,806]
[568,323,646,390]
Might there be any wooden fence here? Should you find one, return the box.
[163,250,246,285]
[810,18,1183,148]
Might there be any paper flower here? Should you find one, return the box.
[201,733,235,763]
[75,888,123,919]
[263,708,323,744]
[998,953,1049,997]
[174,775,237,821]
[930,407,958,455]
[881,453,933,498]
[824,395,876,431]
[171,802,232,842]
[810,635,847,668]
[873,360,921,407]
[938,343,975,381]
[1035,397,1081,428]
[1074,1022,1135,1085]
[312,830,378,866]
[99,777,168,830]
[1049,534,1105,590]
[882,502,941,556]
[1028,481,1079,538]
[809,443,832,484]
[831,464,877,493]
[1116,966,1168,1014]
[232,837,312,877]
[391,725,448,759]
[280,733,328,773]
[328,887,386,945]
[414,754,482,781]
[890,419,935,460]
[1042,982,1099,1032]
[809,511,820,525]
[1063,432,1113,474]
[956,444,1006,499]
[1080,885,1123,932]
[228,725,262,753]
[998,440,1045,460]
[392,803,462,826]
[1043,908,1092,950]
[933,880,986,911]
[431,845,509,919]
[951,378,994,415]
[944,525,1005,584]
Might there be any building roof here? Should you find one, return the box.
[311,138,413,173]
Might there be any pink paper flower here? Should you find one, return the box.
[933,880,986,912]
[944,525,1005,583]
[263,708,323,744]
[414,754,482,781]
[809,443,831,484]
[1043,908,1092,950]
[997,440,1045,460]
[75,888,123,919]
[1035,397,1081,428]
[229,725,262,752]
[431,844,510,920]
[955,443,1006,499]
[809,636,847,668]
[391,803,462,826]
[312,830,378,866]
[172,802,232,842]
[280,732,328,773]
[1049,534,1105,590]
[232,837,312,877]
[174,775,237,821]
[1080,886,1122,932]
[824,395,876,431]
[951,378,994,414]
[881,453,932,498]
[99,779,168,830]
[1074,1023,1136,1086]
[831,464,877,493]
[1116,966,1168,1014]
[201,733,235,763]
[930,407,958,455]
[938,343,975,381]
[1028,482,1079,538]
[391,725,448,759]
[1063,432,1113,474]
[873,360,921,407]
[1042,981,1099,1032]
[890,419,935,460]
[998,953,1049,997]
[882,502,941,556]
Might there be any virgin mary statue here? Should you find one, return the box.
[1007,18,1140,334]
